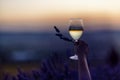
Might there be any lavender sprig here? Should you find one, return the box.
[54,26,73,43]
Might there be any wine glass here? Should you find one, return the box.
[69,18,84,60]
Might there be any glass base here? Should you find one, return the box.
[69,54,78,60]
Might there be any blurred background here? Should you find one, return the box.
[0,0,120,77]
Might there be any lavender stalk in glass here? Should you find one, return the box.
[69,18,84,60]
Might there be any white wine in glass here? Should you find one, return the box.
[69,18,84,60]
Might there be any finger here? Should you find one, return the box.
[78,40,88,47]
[76,40,89,55]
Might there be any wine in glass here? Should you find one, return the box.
[69,18,84,60]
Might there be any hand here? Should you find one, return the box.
[74,40,89,56]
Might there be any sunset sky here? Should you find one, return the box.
[0,0,120,32]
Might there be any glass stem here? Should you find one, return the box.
[74,40,78,55]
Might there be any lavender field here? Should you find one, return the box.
[0,30,120,80]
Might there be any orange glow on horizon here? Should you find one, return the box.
[0,0,120,31]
